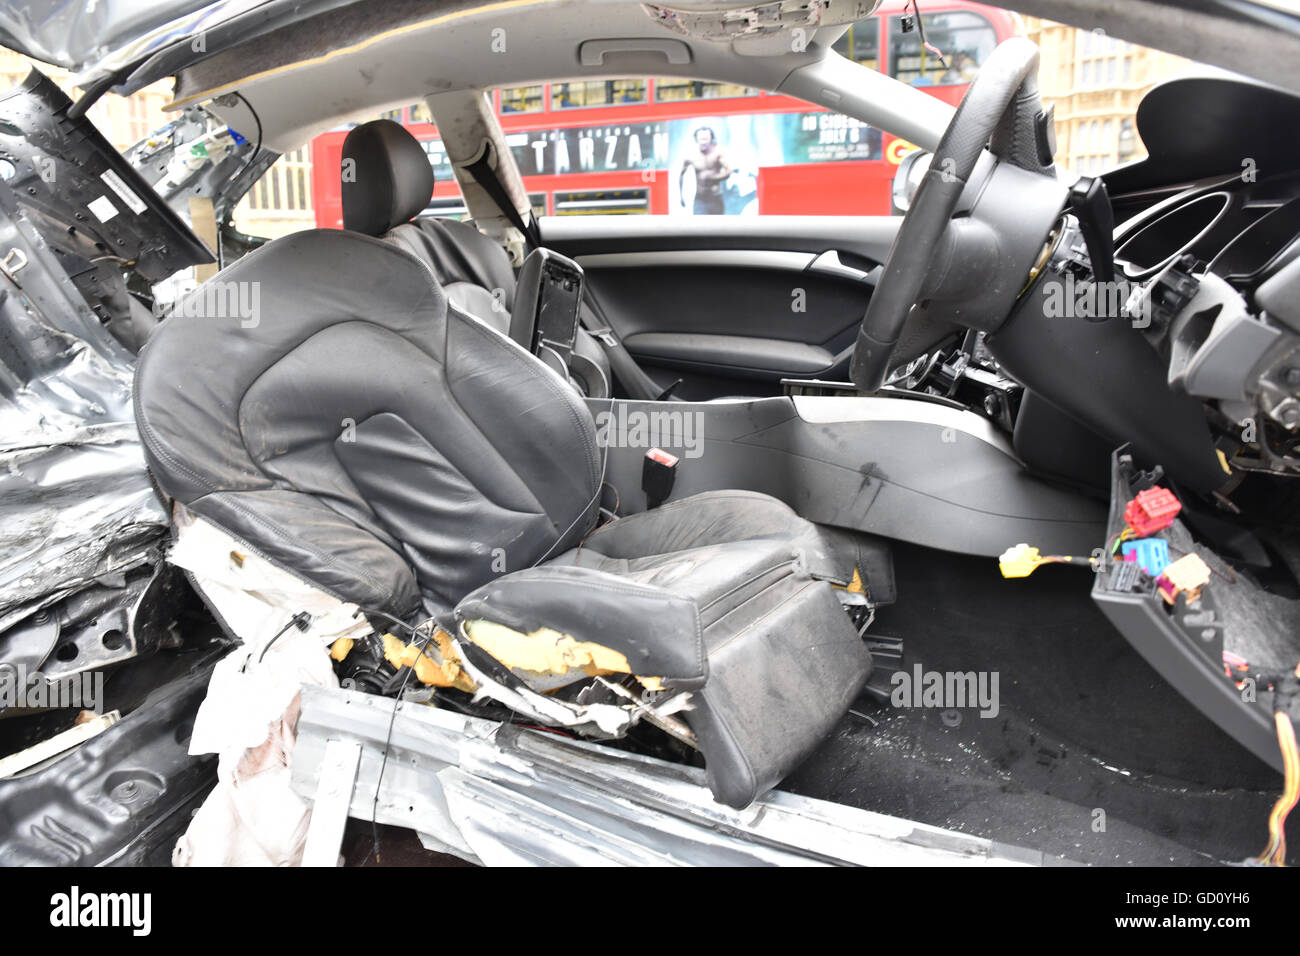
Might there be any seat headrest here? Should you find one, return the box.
[341,119,434,236]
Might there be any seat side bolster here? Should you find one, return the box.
[454,565,706,688]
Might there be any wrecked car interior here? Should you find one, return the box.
[0,0,1299,876]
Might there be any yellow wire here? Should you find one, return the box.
[1256,710,1299,866]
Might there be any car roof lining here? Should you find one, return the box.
[175,0,857,153]
[169,0,1300,157]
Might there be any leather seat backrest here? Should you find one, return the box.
[135,228,602,618]
[339,119,612,395]
[343,119,515,332]
[387,217,516,336]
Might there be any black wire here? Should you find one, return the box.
[356,606,429,643]
[244,610,311,669]
[229,90,264,189]
[908,0,949,72]
[354,606,443,864]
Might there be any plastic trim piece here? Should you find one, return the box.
[588,395,1106,557]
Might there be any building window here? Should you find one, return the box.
[1117,117,1138,162]
[553,188,649,215]
[654,79,755,102]
[551,79,646,109]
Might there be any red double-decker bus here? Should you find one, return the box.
[310,0,1021,227]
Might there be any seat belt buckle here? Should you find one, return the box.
[588,325,619,349]
[642,448,679,509]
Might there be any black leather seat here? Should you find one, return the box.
[340,119,614,398]
[135,187,872,812]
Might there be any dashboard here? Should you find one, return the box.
[983,74,1300,493]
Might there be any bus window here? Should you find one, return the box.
[500,85,545,113]
[422,195,469,220]
[888,11,996,86]
[832,20,880,70]
[409,101,433,124]
[553,188,650,215]
[552,79,646,109]
[654,79,756,102]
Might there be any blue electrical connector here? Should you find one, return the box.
[1120,537,1171,576]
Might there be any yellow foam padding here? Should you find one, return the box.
[463,619,635,682]
[381,631,476,692]
[999,543,1042,578]
[832,566,866,594]
[329,636,354,662]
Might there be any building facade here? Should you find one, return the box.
[1024,16,1195,175]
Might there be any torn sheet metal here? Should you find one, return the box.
[0,189,167,633]
[0,428,165,633]
[292,683,1048,867]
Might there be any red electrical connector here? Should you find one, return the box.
[1123,486,1182,537]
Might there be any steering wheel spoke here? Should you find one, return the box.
[850,38,1056,392]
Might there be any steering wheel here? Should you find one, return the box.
[850,38,1051,392]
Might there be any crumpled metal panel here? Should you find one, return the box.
[0,428,166,632]
[0,187,166,634]
[292,684,1049,866]
[0,648,224,866]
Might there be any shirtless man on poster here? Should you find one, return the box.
[679,126,731,215]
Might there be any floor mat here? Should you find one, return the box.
[782,542,1296,866]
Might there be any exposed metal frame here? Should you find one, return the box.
[291,684,1054,866]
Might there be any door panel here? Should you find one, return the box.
[542,215,900,399]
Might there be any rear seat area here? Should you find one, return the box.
[340,119,612,397]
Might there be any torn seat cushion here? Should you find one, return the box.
[459,490,874,808]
